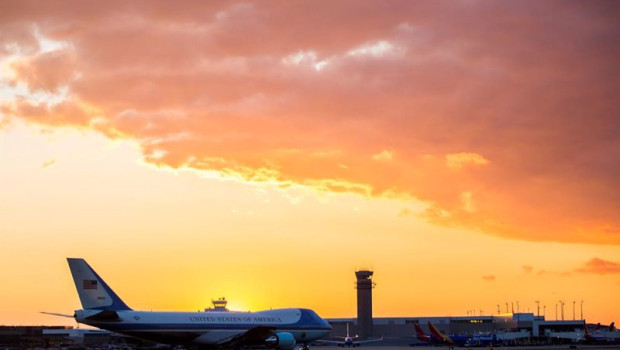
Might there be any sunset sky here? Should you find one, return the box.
[1,1,618,327]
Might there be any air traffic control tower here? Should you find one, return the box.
[355,270,375,339]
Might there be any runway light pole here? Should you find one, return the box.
[573,301,576,321]
[535,300,540,317]
[580,300,583,320]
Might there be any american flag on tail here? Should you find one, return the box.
[83,279,98,289]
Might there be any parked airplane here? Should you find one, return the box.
[46,258,332,350]
[413,322,432,343]
[413,322,468,348]
[428,322,457,346]
[584,321,620,344]
[317,323,383,347]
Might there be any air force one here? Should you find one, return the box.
[50,258,332,350]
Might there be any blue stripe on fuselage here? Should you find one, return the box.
[84,309,332,333]
[89,323,331,332]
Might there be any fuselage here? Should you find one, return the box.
[76,308,332,346]
[340,336,355,346]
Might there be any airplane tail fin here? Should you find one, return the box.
[414,322,428,339]
[67,258,132,311]
[428,321,455,345]
[584,321,592,339]
[610,322,615,332]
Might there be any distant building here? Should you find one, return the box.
[0,326,152,349]
[326,314,520,340]
[0,326,72,348]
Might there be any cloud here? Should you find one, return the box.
[536,270,573,278]
[1,1,619,245]
[445,153,489,169]
[532,258,620,277]
[8,49,76,92]
[460,192,477,213]
[372,150,394,162]
[522,265,533,274]
[482,275,496,282]
[575,258,620,275]
[42,159,56,168]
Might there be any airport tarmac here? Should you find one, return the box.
[312,346,620,350]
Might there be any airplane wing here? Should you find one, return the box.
[355,336,384,344]
[42,310,120,322]
[41,312,75,318]
[315,339,345,345]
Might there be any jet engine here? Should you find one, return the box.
[265,332,296,350]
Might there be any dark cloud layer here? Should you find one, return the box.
[1,0,619,244]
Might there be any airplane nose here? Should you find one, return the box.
[323,318,333,330]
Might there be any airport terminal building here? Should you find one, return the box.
[323,270,616,345]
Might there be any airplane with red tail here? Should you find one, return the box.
[414,321,469,348]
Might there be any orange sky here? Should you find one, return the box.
[1,1,618,326]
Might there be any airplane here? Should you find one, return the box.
[317,323,383,347]
[413,322,432,343]
[44,258,332,350]
[413,322,468,348]
[583,321,620,344]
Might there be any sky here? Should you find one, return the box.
[0,0,619,326]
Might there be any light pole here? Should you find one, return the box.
[543,305,546,318]
[580,300,583,320]
[573,301,576,321]
[497,305,500,315]
[559,300,565,321]
[555,303,558,320]
[505,303,509,314]
[535,300,540,317]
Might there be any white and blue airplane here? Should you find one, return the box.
[48,258,332,350]
[317,323,383,347]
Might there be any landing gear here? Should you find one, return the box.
[298,343,310,350]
